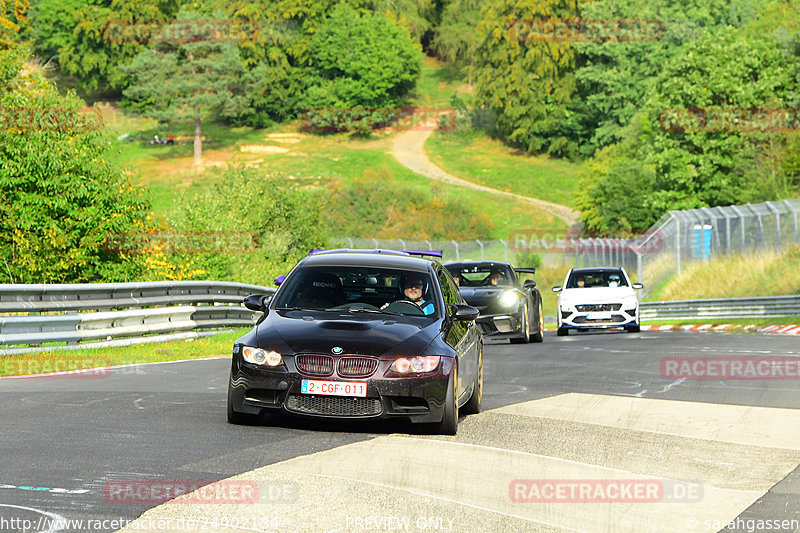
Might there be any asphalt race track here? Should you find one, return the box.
[1,330,799,533]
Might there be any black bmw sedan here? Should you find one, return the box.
[444,261,544,344]
[227,250,483,435]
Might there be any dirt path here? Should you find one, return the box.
[391,127,581,228]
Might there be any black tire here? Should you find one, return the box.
[556,327,569,337]
[462,345,483,415]
[530,298,544,343]
[626,324,641,333]
[433,364,458,435]
[510,304,530,344]
[227,386,261,425]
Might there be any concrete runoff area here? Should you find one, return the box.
[115,393,800,533]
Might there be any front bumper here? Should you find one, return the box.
[559,305,638,329]
[228,355,453,424]
[475,308,525,339]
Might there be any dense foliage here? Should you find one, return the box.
[168,168,328,285]
[0,45,153,283]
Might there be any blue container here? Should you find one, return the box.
[692,225,712,259]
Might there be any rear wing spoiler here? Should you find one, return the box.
[309,249,443,258]
[514,267,536,275]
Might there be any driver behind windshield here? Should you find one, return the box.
[382,274,435,315]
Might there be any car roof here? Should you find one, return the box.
[571,267,625,273]
[299,251,435,273]
[444,261,513,269]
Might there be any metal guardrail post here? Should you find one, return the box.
[476,240,484,260]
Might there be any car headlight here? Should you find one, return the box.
[499,290,519,308]
[390,356,440,374]
[242,346,283,367]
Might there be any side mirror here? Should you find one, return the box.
[632,282,643,290]
[450,304,480,322]
[523,279,537,289]
[243,294,269,313]
[274,275,286,286]
[552,286,562,292]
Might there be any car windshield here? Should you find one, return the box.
[567,270,628,289]
[272,266,439,318]
[448,265,515,287]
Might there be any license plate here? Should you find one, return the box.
[587,312,612,320]
[301,379,367,397]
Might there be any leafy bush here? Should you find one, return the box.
[165,168,329,285]
[0,46,154,283]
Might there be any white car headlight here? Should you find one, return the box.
[499,290,520,308]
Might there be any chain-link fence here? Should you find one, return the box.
[330,198,800,296]
[638,198,800,295]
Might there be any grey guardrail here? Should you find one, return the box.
[0,281,275,355]
[640,295,800,320]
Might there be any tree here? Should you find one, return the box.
[1,0,29,46]
[432,0,482,80]
[300,3,423,110]
[472,0,580,157]
[41,0,178,93]
[121,10,253,164]
[0,46,153,283]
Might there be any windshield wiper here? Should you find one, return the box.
[329,307,404,316]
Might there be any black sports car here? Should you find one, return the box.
[228,250,483,435]
[444,261,544,344]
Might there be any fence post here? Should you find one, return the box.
[451,240,459,261]
[766,202,781,252]
[476,240,484,260]
[670,212,681,276]
[499,240,508,263]
[784,200,799,243]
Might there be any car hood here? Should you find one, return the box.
[254,310,438,356]
[458,287,514,306]
[560,287,637,303]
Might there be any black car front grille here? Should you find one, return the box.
[286,394,382,416]
[296,355,334,376]
[576,304,622,312]
[337,357,378,378]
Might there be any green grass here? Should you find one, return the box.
[645,244,800,302]
[407,57,471,108]
[425,130,582,208]
[0,329,247,377]
[640,318,800,326]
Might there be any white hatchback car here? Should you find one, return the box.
[552,267,643,336]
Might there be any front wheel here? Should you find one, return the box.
[510,304,530,344]
[626,324,641,333]
[556,327,569,337]
[530,299,544,343]
[432,364,458,435]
